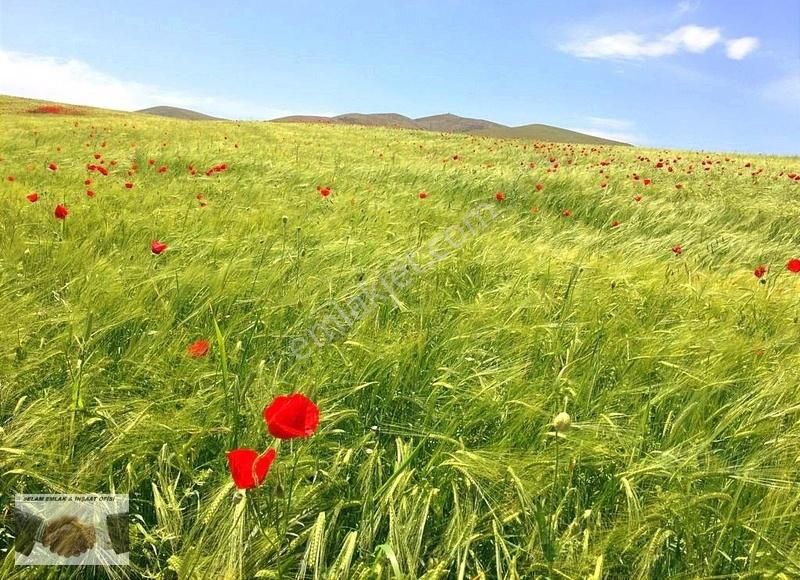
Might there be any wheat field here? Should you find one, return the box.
[1,95,799,579]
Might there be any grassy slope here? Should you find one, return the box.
[1,95,799,579]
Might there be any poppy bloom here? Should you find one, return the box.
[94,153,102,160]
[562,209,572,217]
[263,393,320,439]
[47,162,58,171]
[611,220,620,228]
[85,179,93,186]
[150,240,167,255]
[672,245,683,255]
[535,183,544,192]
[7,176,14,182]
[97,165,108,176]
[643,178,652,186]
[633,195,642,202]
[226,448,277,490]
[148,159,155,166]
[157,166,168,174]
[86,189,96,198]
[787,259,800,273]
[418,191,428,199]
[754,265,768,279]
[495,191,505,202]
[26,193,39,203]
[125,182,134,189]
[187,339,210,358]
[54,204,68,220]
[197,194,208,207]
[675,184,683,189]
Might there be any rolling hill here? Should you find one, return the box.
[271,111,631,146]
[136,106,222,120]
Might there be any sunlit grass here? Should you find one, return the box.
[1,95,799,578]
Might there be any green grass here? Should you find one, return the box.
[1,95,799,579]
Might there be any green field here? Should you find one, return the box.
[1,95,799,579]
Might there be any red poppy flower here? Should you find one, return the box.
[611,220,620,228]
[495,191,505,202]
[7,176,14,182]
[157,166,168,174]
[319,186,331,198]
[86,189,96,198]
[150,240,167,255]
[754,265,768,278]
[633,195,642,202]
[535,183,544,192]
[97,165,108,176]
[643,178,652,186]
[675,184,683,189]
[47,162,58,171]
[148,159,155,166]
[187,339,210,358]
[600,182,607,188]
[54,204,68,220]
[94,153,102,160]
[263,393,320,439]
[226,448,277,489]
[26,193,39,203]
[125,182,134,189]
[85,179,93,186]
[787,259,800,273]
[672,245,683,255]
[418,191,428,199]
[562,209,572,217]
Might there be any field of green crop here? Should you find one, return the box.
[1,95,799,579]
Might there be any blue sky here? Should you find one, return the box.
[0,0,798,154]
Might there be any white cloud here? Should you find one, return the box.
[0,49,292,119]
[725,37,759,60]
[561,25,755,61]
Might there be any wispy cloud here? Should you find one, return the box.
[725,37,759,60]
[569,117,645,145]
[0,49,291,119]
[561,24,756,61]
[675,0,700,17]
[762,71,800,109]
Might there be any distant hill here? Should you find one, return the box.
[470,123,631,146]
[136,106,222,120]
[271,111,630,146]
[415,113,506,133]
[333,113,420,129]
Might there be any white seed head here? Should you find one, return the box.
[553,412,572,433]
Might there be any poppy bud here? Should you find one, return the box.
[553,412,571,433]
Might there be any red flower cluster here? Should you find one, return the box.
[317,185,332,197]
[226,393,320,490]
[205,163,229,176]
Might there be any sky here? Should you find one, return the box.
[0,0,798,154]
